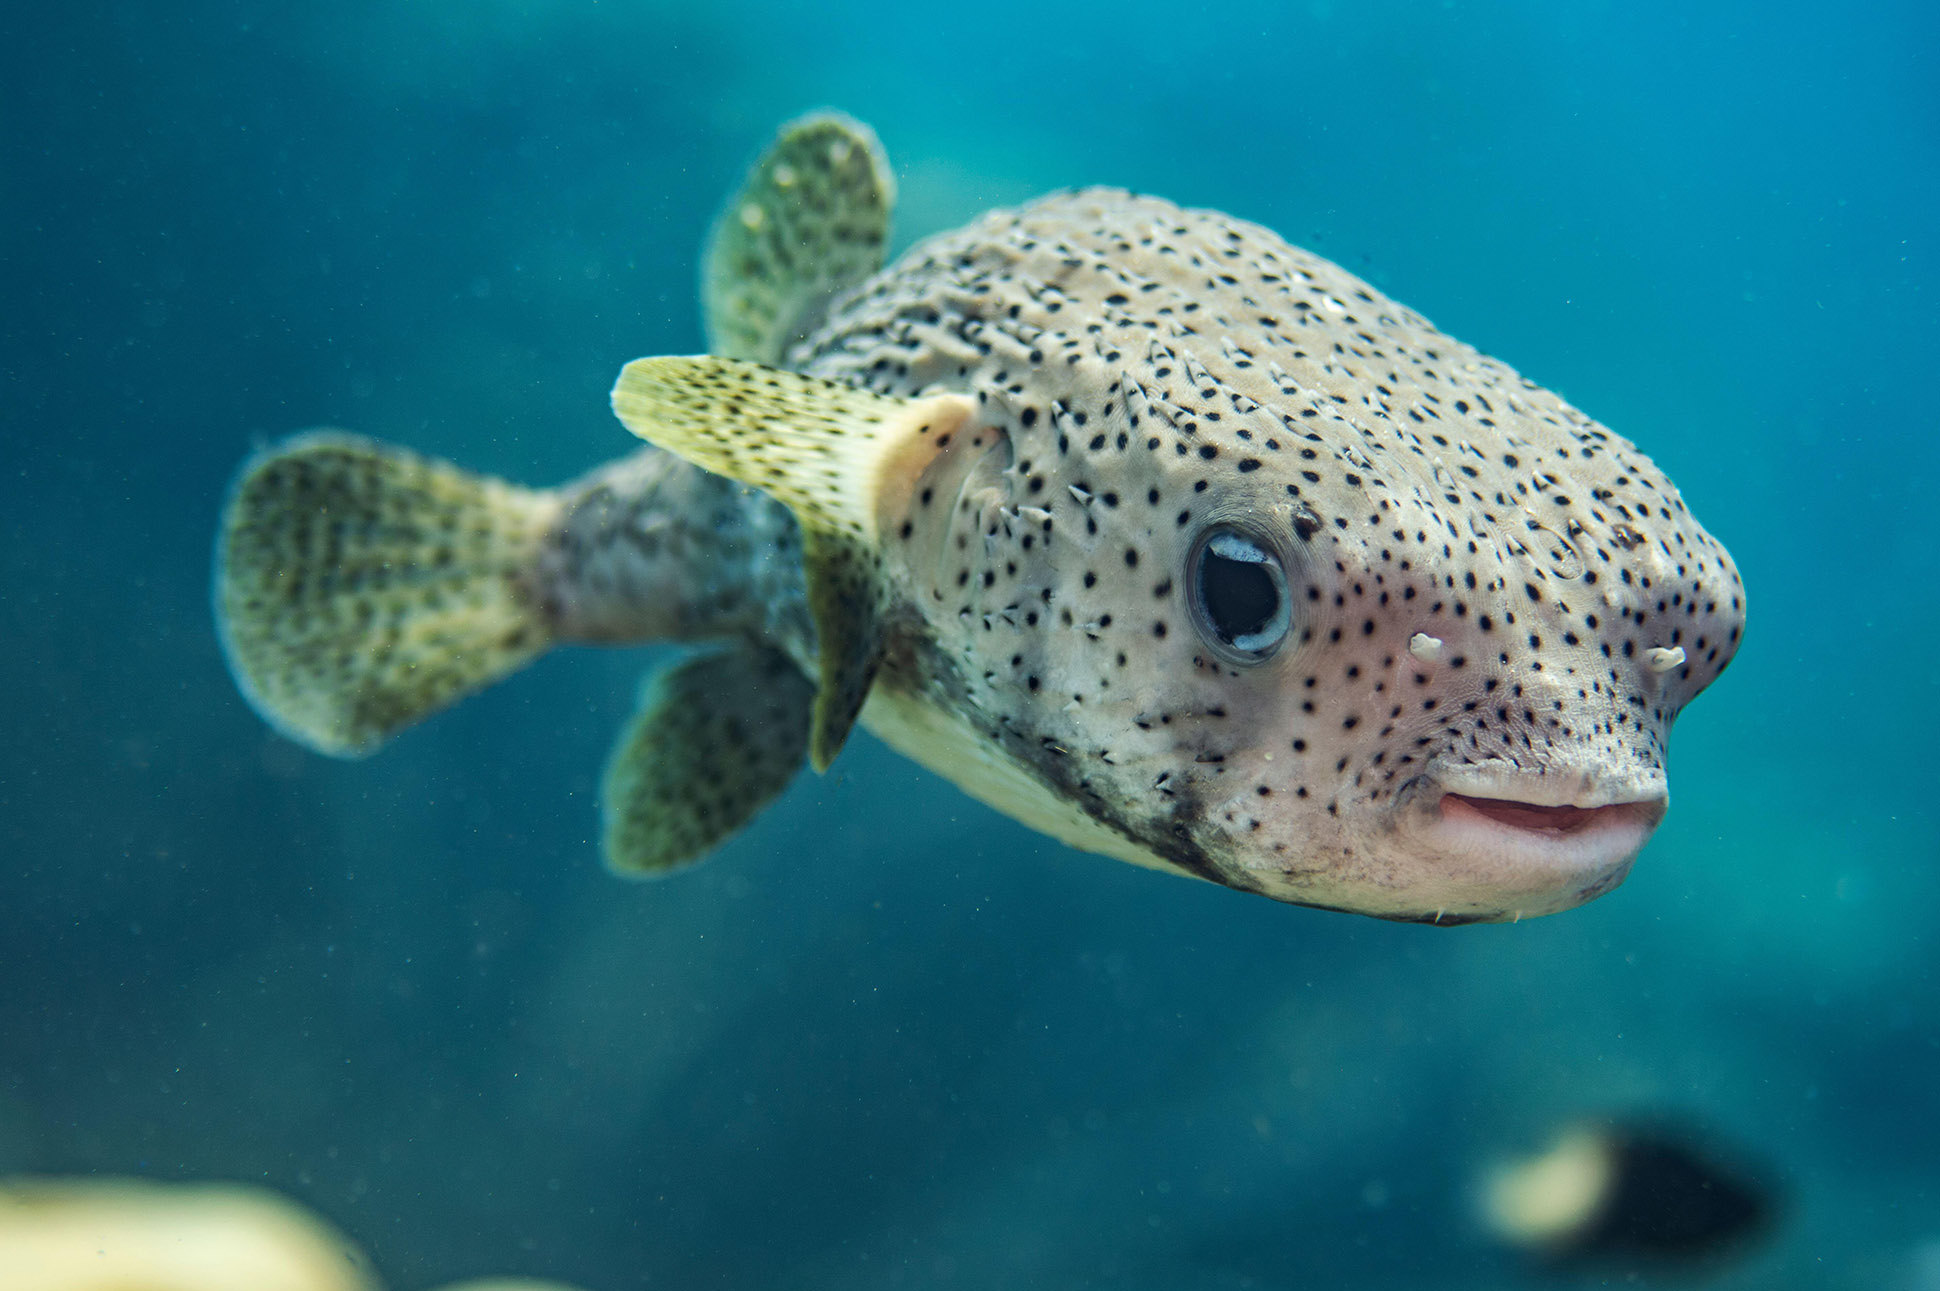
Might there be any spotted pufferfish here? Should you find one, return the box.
[215,113,1745,924]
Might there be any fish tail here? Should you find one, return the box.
[214,431,560,757]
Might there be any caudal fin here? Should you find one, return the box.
[214,432,559,757]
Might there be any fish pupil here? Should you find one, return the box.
[1202,553,1276,642]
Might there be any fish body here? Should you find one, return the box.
[217,115,1743,922]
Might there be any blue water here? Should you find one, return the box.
[3,1,1935,1286]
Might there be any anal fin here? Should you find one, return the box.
[601,646,815,875]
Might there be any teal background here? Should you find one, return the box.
[2,1,1935,1286]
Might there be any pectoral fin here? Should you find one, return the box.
[611,355,978,769]
[602,646,815,875]
[703,112,894,364]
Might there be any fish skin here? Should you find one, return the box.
[528,448,808,652]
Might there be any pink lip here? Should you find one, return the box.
[1359,780,1670,922]
[1439,792,1664,837]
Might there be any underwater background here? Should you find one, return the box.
[3,0,1936,1286]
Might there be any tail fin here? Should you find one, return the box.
[214,432,559,757]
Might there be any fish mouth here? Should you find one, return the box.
[1438,793,1664,839]
[1371,772,1668,922]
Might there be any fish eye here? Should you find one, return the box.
[1187,527,1292,664]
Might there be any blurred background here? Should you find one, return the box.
[2,0,1935,1286]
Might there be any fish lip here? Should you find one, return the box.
[1437,792,1667,838]
[1394,780,1666,851]
[1375,767,1668,920]
[1403,763,1667,814]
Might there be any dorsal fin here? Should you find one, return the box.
[702,111,894,364]
[611,355,977,769]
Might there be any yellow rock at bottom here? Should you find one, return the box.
[0,1176,379,1291]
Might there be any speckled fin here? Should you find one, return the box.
[703,111,893,363]
[611,355,977,769]
[214,432,557,756]
[602,646,814,875]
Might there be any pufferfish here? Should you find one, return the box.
[215,112,1744,924]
